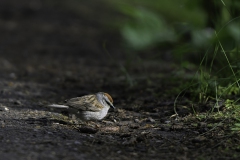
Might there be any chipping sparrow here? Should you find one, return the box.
[48,92,114,121]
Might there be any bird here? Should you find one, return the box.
[47,92,114,121]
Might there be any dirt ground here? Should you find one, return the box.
[1,0,240,160]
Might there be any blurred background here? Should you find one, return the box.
[109,0,240,101]
[1,0,240,102]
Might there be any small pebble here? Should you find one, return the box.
[134,119,140,123]
[165,120,171,124]
[147,117,155,122]
[0,104,9,111]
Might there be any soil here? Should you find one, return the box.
[0,0,240,160]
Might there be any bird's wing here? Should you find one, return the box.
[65,95,103,112]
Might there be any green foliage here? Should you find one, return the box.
[231,123,240,131]
[218,99,240,118]
[218,83,240,96]
[108,0,240,112]
[109,0,240,56]
[121,9,176,50]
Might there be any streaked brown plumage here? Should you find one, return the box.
[48,92,114,121]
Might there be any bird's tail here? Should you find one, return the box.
[47,104,69,109]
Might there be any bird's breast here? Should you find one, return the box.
[82,107,110,120]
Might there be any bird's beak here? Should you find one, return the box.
[105,99,115,109]
[110,103,115,109]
